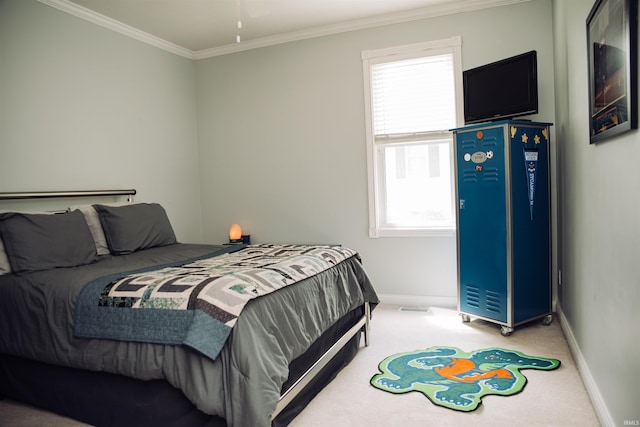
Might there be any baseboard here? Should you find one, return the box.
[556,305,614,427]
[377,293,457,308]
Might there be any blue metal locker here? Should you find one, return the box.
[452,120,552,335]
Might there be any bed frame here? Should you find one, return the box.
[0,189,137,202]
[0,189,372,426]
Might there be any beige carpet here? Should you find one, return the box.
[290,304,600,427]
[0,304,600,426]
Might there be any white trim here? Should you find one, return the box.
[378,293,457,308]
[370,227,456,238]
[37,0,194,59]
[372,228,456,237]
[556,305,613,427]
[363,53,378,241]
[363,37,462,238]
[375,130,454,145]
[451,41,465,128]
[362,36,462,61]
[196,2,519,58]
[39,0,532,59]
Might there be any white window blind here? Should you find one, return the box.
[362,37,463,238]
[372,54,457,137]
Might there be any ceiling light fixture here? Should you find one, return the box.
[235,0,242,43]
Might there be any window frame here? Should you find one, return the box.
[362,36,464,238]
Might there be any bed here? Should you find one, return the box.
[0,189,378,427]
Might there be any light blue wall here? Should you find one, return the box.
[195,0,556,303]
[0,0,203,242]
[552,1,640,425]
[0,0,556,303]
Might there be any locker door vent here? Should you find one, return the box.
[481,137,498,147]
[462,170,478,183]
[464,285,480,308]
[485,290,503,314]
[482,167,500,182]
[460,139,477,150]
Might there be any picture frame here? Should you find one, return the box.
[586,0,638,143]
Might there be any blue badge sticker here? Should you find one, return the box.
[524,150,538,220]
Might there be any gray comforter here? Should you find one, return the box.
[0,243,378,427]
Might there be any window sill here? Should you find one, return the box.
[369,227,456,238]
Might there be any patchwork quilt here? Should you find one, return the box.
[74,244,357,360]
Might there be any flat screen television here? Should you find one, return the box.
[463,50,538,124]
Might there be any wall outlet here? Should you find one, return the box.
[558,269,562,286]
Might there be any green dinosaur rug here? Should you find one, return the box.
[370,346,560,412]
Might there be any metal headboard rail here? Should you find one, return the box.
[0,189,136,201]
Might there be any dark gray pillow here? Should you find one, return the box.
[0,210,97,273]
[94,203,177,255]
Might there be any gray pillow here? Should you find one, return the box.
[70,202,129,255]
[0,210,97,273]
[0,238,11,275]
[94,203,177,255]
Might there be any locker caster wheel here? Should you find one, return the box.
[542,314,553,326]
[500,326,513,336]
[461,314,471,323]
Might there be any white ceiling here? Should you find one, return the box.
[41,0,530,58]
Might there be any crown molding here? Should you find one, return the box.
[194,0,531,59]
[39,0,532,60]
[37,0,194,59]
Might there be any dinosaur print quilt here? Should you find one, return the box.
[74,244,357,360]
[371,346,560,411]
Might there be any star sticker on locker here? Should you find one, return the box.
[542,128,549,141]
[521,133,528,143]
[534,134,541,144]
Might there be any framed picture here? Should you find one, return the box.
[587,0,638,143]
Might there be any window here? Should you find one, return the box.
[362,36,463,237]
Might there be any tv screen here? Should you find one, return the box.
[463,51,538,124]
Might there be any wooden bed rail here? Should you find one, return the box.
[0,189,136,201]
